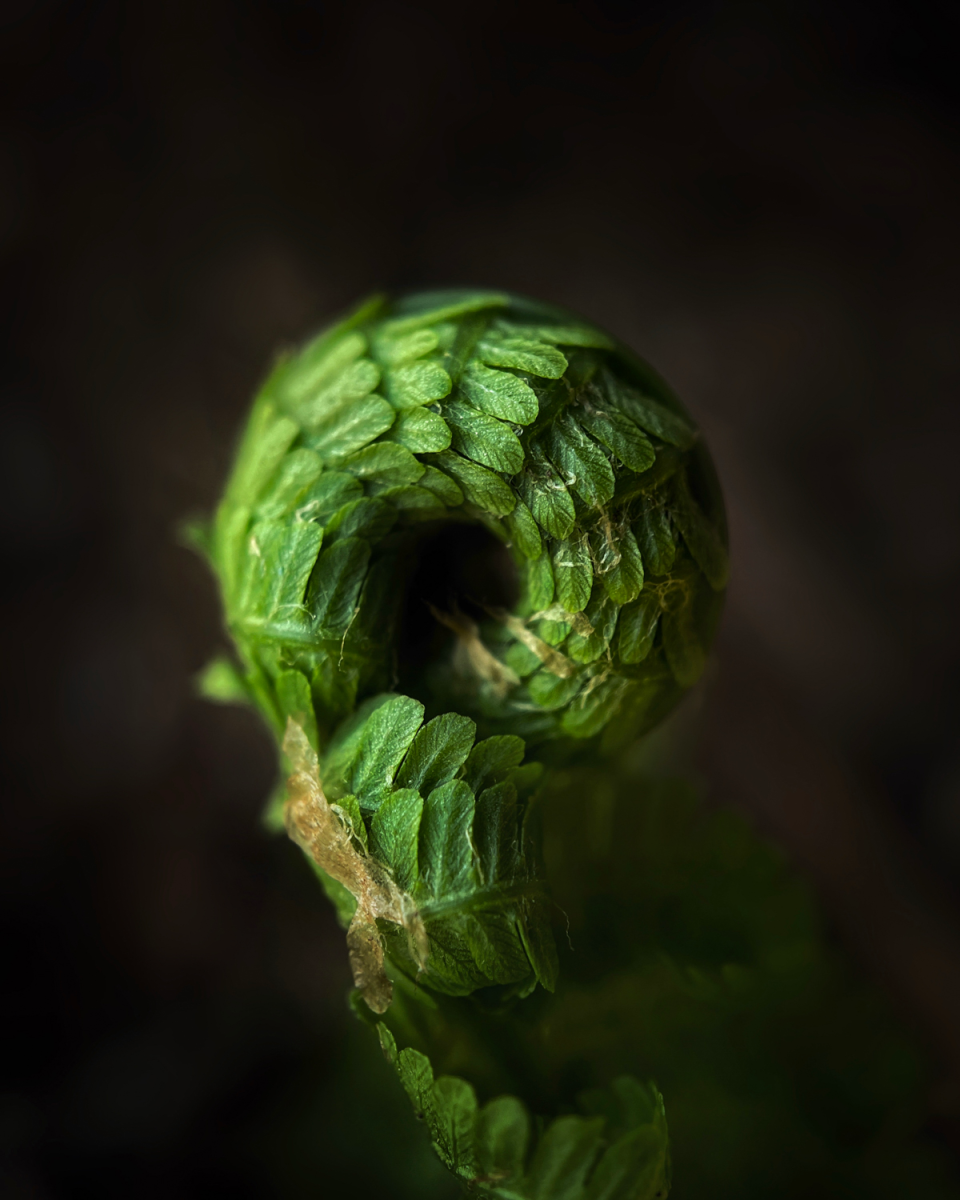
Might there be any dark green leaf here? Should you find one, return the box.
[369,787,423,892]
[397,712,477,796]
[671,472,728,590]
[384,406,451,452]
[310,656,362,740]
[419,464,464,507]
[604,370,696,450]
[519,450,576,540]
[375,484,446,512]
[428,1075,480,1179]
[517,898,559,993]
[476,334,568,379]
[459,362,539,424]
[238,519,324,623]
[597,528,644,606]
[610,1076,661,1131]
[473,780,520,883]
[537,324,611,349]
[294,471,362,524]
[253,448,323,520]
[395,1045,437,1119]
[524,552,555,609]
[561,675,627,738]
[224,401,299,509]
[433,451,516,516]
[544,414,616,508]
[418,779,477,897]
[384,291,509,333]
[585,1122,670,1200]
[578,408,655,473]
[321,693,400,800]
[588,522,621,580]
[463,736,526,793]
[618,592,661,665]
[444,398,525,475]
[475,1095,530,1185]
[372,327,439,366]
[275,668,318,751]
[342,442,425,488]
[636,502,676,576]
[505,641,543,678]
[293,357,381,427]
[538,615,571,646]
[662,589,706,687]
[377,1022,398,1062]
[349,694,425,810]
[283,329,367,405]
[523,1116,604,1200]
[240,661,282,731]
[552,536,594,614]
[302,393,396,465]
[384,360,452,409]
[510,761,545,800]
[462,909,532,987]
[503,320,614,350]
[212,501,251,602]
[307,535,370,634]
[417,914,514,995]
[528,668,584,710]
[565,590,618,663]
[324,497,397,544]
[504,499,543,561]
[346,556,398,648]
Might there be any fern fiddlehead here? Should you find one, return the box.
[198,288,728,1196]
[194,288,960,1199]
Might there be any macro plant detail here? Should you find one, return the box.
[195,291,950,1199]
[202,289,726,759]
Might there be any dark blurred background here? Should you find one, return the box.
[2,1,960,1195]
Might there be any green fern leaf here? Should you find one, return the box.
[476,333,568,379]
[301,391,396,464]
[396,712,477,795]
[384,405,452,452]
[577,408,655,474]
[602,371,696,451]
[383,360,453,409]
[460,362,540,424]
[552,536,594,614]
[519,450,577,539]
[433,450,517,516]
[445,398,526,475]
[618,592,661,665]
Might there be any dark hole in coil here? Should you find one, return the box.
[394,521,519,698]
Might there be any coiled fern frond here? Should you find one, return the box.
[195,289,724,1195]
[194,291,951,1199]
